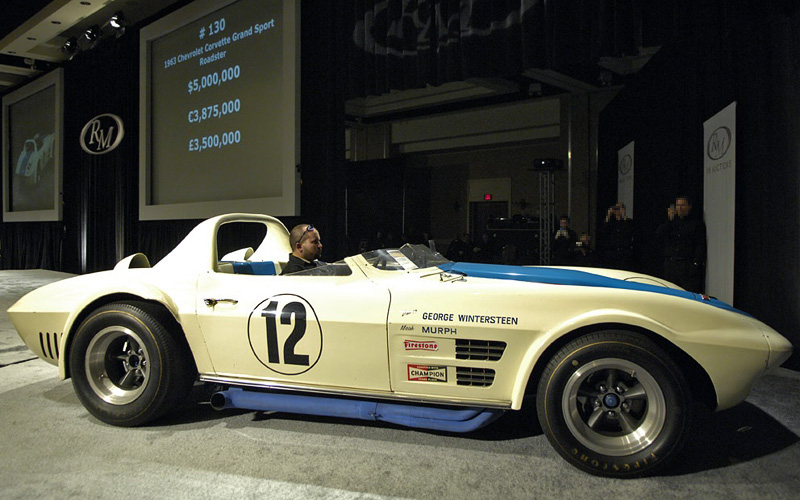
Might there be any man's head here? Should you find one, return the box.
[675,197,692,218]
[290,224,322,261]
[559,216,570,230]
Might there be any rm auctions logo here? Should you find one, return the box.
[408,364,447,382]
[403,340,439,351]
[618,154,633,175]
[707,126,731,160]
[80,113,124,155]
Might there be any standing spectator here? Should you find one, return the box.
[572,232,597,267]
[600,202,635,270]
[446,233,467,261]
[552,215,577,265]
[472,233,493,263]
[656,196,706,293]
[463,233,475,261]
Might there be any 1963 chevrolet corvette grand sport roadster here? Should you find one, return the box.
[8,213,793,477]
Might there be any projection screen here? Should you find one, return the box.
[139,0,299,220]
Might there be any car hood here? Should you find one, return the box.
[437,262,745,315]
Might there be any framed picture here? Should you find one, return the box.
[2,68,63,222]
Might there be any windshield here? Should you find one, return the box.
[361,244,450,271]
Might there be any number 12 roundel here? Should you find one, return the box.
[247,294,323,375]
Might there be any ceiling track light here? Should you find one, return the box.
[61,36,79,59]
[83,25,100,43]
[58,11,127,61]
[109,11,126,30]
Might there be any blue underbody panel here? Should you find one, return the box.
[211,388,505,433]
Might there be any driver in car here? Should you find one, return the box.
[281,224,323,275]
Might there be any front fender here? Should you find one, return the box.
[510,309,674,409]
[510,304,774,411]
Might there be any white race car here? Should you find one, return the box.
[8,213,792,477]
[15,133,55,183]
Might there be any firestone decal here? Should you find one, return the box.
[403,340,439,351]
[408,364,447,382]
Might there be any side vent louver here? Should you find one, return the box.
[455,339,506,361]
[456,367,495,387]
[39,332,60,360]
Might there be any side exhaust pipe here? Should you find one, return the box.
[210,388,503,433]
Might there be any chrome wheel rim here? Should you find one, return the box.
[85,326,150,405]
[562,358,666,456]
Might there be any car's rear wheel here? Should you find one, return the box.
[537,330,692,478]
[70,302,194,426]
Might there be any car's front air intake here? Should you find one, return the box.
[456,367,496,387]
[455,339,506,361]
[38,331,60,360]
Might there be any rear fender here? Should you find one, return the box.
[58,280,188,380]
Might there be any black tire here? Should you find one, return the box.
[69,302,195,426]
[536,330,692,478]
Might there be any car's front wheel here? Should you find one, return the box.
[70,302,194,426]
[537,330,692,478]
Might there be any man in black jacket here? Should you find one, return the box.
[600,202,635,271]
[552,215,577,265]
[656,196,706,293]
[281,224,323,275]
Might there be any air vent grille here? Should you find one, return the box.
[456,367,495,387]
[455,339,506,361]
[39,332,60,360]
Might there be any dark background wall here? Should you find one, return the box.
[598,3,800,368]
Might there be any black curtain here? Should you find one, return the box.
[63,33,140,273]
[298,0,349,260]
[598,1,800,368]
[0,222,63,269]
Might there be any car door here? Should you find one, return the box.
[195,267,392,392]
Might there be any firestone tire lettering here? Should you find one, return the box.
[536,330,692,478]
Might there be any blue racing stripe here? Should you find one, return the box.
[437,262,747,316]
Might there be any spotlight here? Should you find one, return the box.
[108,12,127,37]
[83,25,99,43]
[109,11,126,30]
[62,37,78,59]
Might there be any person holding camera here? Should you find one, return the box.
[552,215,577,265]
[656,196,706,293]
[572,232,597,267]
[599,202,635,270]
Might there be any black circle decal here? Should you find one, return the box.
[247,294,322,375]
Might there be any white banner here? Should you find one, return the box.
[703,102,736,303]
[617,141,634,218]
